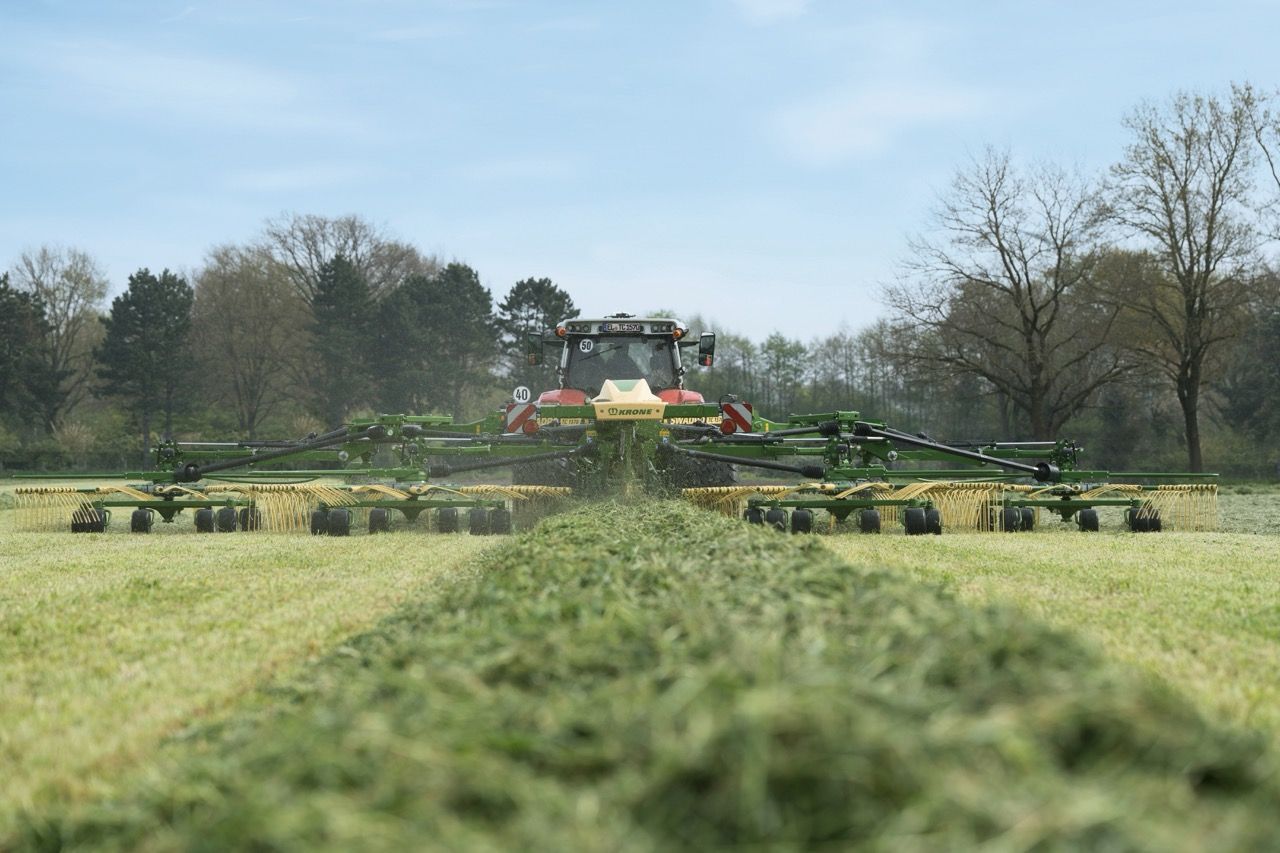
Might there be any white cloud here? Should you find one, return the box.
[774,84,987,165]
[731,0,810,25]
[9,37,364,136]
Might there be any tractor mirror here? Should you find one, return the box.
[698,332,716,367]
[526,331,544,366]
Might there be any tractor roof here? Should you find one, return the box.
[557,315,687,335]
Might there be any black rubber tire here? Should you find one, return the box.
[239,507,262,531]
[925,507,942,535]
[1001,507,1022,533]
[1077,508,1100,532]
[469,507,491,535]
[1126,508,1151,533]
[904,507,928,536]
[195,507,216,533]
[1148,511,1162,533]
[310,509,329,536]
[790,508,814,534]
[72,508,107,533]
[215,506,238,532]
[859,508,881,534]
[327,508,351,537]
[437,507,459,533]
[744,507,764,525]
[764,507,788,532]
[490,507,513,535]
[368,507,391,534]
[1019,507,1035,532]
[130,509,153,534]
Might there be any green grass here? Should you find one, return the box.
[10,501,1280,850]
[823,494,1280,738]
[0,527,496,834]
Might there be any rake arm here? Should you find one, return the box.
[853,422,1061,483]
[664,444,826,479]
[172,425,388,482]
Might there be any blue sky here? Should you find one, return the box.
[3,0,1278,339]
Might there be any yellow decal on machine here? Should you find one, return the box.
[593,402,667,421]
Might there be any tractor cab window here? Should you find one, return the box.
[565,336,678,397]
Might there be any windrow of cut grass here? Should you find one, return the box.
[12,501,1280,850]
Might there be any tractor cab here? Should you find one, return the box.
[528,314,716,405]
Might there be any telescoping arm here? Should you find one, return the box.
[669,416,1061,482]
[171,425,388,482]
[853,422,1061,483]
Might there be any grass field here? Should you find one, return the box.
[822,488,1280,737]
[0,529,496,835]
[5,501,1280,850]
[3,485,1279,848]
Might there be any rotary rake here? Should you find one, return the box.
[11,314,1216,536]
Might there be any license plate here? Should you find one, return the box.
[599,322,643,333]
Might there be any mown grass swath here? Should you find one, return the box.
[13,501,1280,850]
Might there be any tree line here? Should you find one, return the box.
[2,85,1279,477]
[0,214,579,469]
[684,83,1280,477]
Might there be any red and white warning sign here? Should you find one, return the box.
[720,401,754,434]
[505,402,539,433]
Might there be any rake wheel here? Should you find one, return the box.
[130,509,153,534]
[859,508,881,534]
[194,508,215,533]
[791,508,813,534]
[904,507,927,536]
[437,507,459,533]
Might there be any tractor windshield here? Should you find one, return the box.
[565,336,678,397]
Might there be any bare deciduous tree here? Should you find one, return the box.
[259,213,437,304]
[9,245,108,428]
[1107,85,1259,471]
[887,148,1126,439]
[192,245,310,438]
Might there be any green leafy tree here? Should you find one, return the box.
[96,269,194,462]
[375,263,497,416]
[310,255,375,426]
[758,333,808,417]
[0,273,63,431]
[1219,304,1280,446]
[9,245,108,428]
[495,277,578,390]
